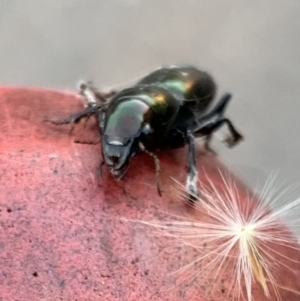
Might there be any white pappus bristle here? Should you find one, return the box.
[137,172,300,301]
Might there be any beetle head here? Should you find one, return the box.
[102,136,136,179]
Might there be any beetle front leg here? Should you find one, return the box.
[47,83,110,127]
[46,105,99,126]
[186,130,198,202]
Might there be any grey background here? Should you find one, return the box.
[1,0,300,188]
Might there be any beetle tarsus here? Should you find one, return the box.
[186,175,199,204]
[223,119,244,147]
[186,130,199,203]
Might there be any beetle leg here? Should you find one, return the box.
[45,105,99,125]
[78,80,105,105]
[78,80,116,106]
[46,81,111,126]
[186,130,198,202]
[99,89,117,99]
[46,91,109,126]
[197,117,243,148]
[194,93,243,149]
[222,119,244,147]
[138,142,162,196]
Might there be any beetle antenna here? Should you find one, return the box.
[138,142,162,196]
[74,138,101,145]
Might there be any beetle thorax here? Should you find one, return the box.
[102,98,152,177]
[104,99,150,145]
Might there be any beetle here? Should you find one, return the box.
[49,65,243,201]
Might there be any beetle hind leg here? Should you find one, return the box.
[223,119,244,147]
[195,93,243,150]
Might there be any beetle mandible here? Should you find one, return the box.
[50,66,243,201]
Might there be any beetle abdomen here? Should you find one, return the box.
[138,66,217,112]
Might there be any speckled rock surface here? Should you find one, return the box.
[0,87,299,301]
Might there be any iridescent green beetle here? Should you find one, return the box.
[51,66,243,201]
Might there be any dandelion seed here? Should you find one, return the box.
[137,172,300,301]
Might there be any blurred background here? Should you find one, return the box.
[1,0,300,188]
